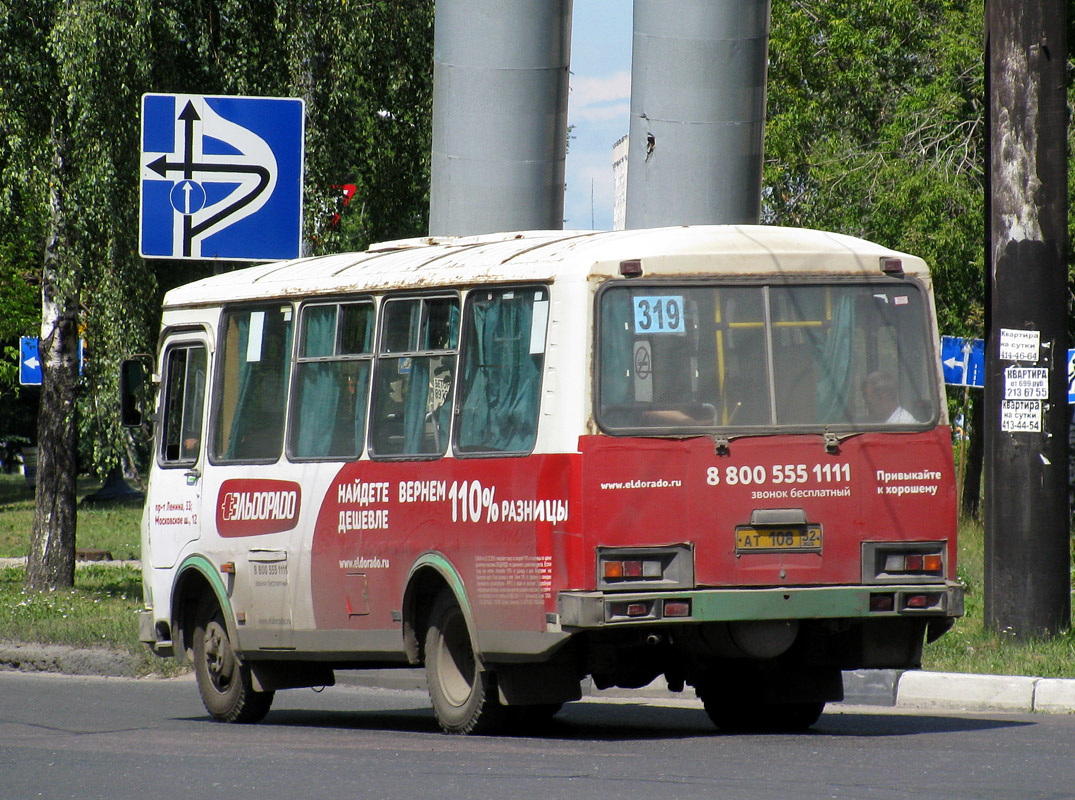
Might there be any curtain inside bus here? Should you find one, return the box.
[456,288,544,453]
[812,292,855,424]
[599,291,634,407]
[402,300,459,454]
[293,305,338,457]
[292,302,373,460]
[216,306,293,461]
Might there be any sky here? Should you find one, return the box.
[564,1,633,231]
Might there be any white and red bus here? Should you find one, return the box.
[129,225,963,733]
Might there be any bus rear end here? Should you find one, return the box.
[560,254,962,730]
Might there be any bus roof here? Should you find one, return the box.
[162,225,930,309]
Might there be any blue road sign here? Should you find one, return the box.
[941,336,985,388]
[19,336,41,386]
[140,93,305,262]
[18,336,85,386]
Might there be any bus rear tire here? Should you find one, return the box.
[424,595,506,734]
[192,595,274,723]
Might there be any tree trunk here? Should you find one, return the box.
[26,125,80,592]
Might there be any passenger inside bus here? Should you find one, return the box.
[861,370,917,424]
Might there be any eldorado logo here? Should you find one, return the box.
[217,479,302,537]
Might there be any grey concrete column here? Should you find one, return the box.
[625,0,770,228]
[429,0,572,235]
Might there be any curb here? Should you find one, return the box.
[0,642,144,678]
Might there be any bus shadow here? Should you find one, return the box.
[197,701,1033,742]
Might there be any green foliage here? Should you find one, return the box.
[923,517,1075,677]
[0,0,434,481]
[765,0,986,338]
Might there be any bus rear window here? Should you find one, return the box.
[597,282,937,433]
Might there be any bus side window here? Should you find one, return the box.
[160,344,207,465]
[289,301,373,460]
[370,295,459,458]
[455,287,547,455]
[211,305,294,462]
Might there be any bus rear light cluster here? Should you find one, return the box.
[870,593,895,613]
[862,542,946,584]
[870,591,945,614]
[597,545,694,591]
[884,553,943,575]
[663,600,691,618]
[608,600,655,620]
[604,598,692,623]
[603,559,663,581]
[904,592,943,611]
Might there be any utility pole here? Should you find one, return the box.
[984,0,1069,636]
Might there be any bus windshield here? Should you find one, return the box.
[597,281,938,433]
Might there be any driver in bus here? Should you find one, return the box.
[861,370,917,424]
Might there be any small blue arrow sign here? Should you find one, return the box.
[1067,349,1075,404]
[18,337,85,386]
[941,336,985,388]
[19,336,41,386]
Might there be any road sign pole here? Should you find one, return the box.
[956,385,970,507]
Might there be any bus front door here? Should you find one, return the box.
[149,336,210,569]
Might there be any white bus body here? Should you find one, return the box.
[135,226,962,732]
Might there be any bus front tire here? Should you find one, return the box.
[424,595,506,734]
[192,595,273,723]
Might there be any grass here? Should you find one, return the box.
[1,473,1074,679]
[921,516,1075,678]
[0,472,143,561]
[0,471,171,675]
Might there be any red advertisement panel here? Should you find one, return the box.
[309,455,580,633]
[216,479,302,537]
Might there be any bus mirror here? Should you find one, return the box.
[120,357,150,428]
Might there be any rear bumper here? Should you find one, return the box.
[558,581,964,629]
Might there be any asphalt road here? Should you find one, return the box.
[2,671,1073,800]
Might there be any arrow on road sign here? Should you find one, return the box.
[145,101,272,257]
[941,336,985,388]
[19,336,41,386]
[140,93,301,261]
[147,153,270,256]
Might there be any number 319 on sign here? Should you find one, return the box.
[633,296,685,333]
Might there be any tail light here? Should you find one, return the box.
[863,542,946,584]
[597,545,694,591]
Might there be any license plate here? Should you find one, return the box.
[735,525,823,554]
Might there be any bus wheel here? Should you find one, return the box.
[700,694,824,733]
[424,595,506,734]
[192,595,273,723]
